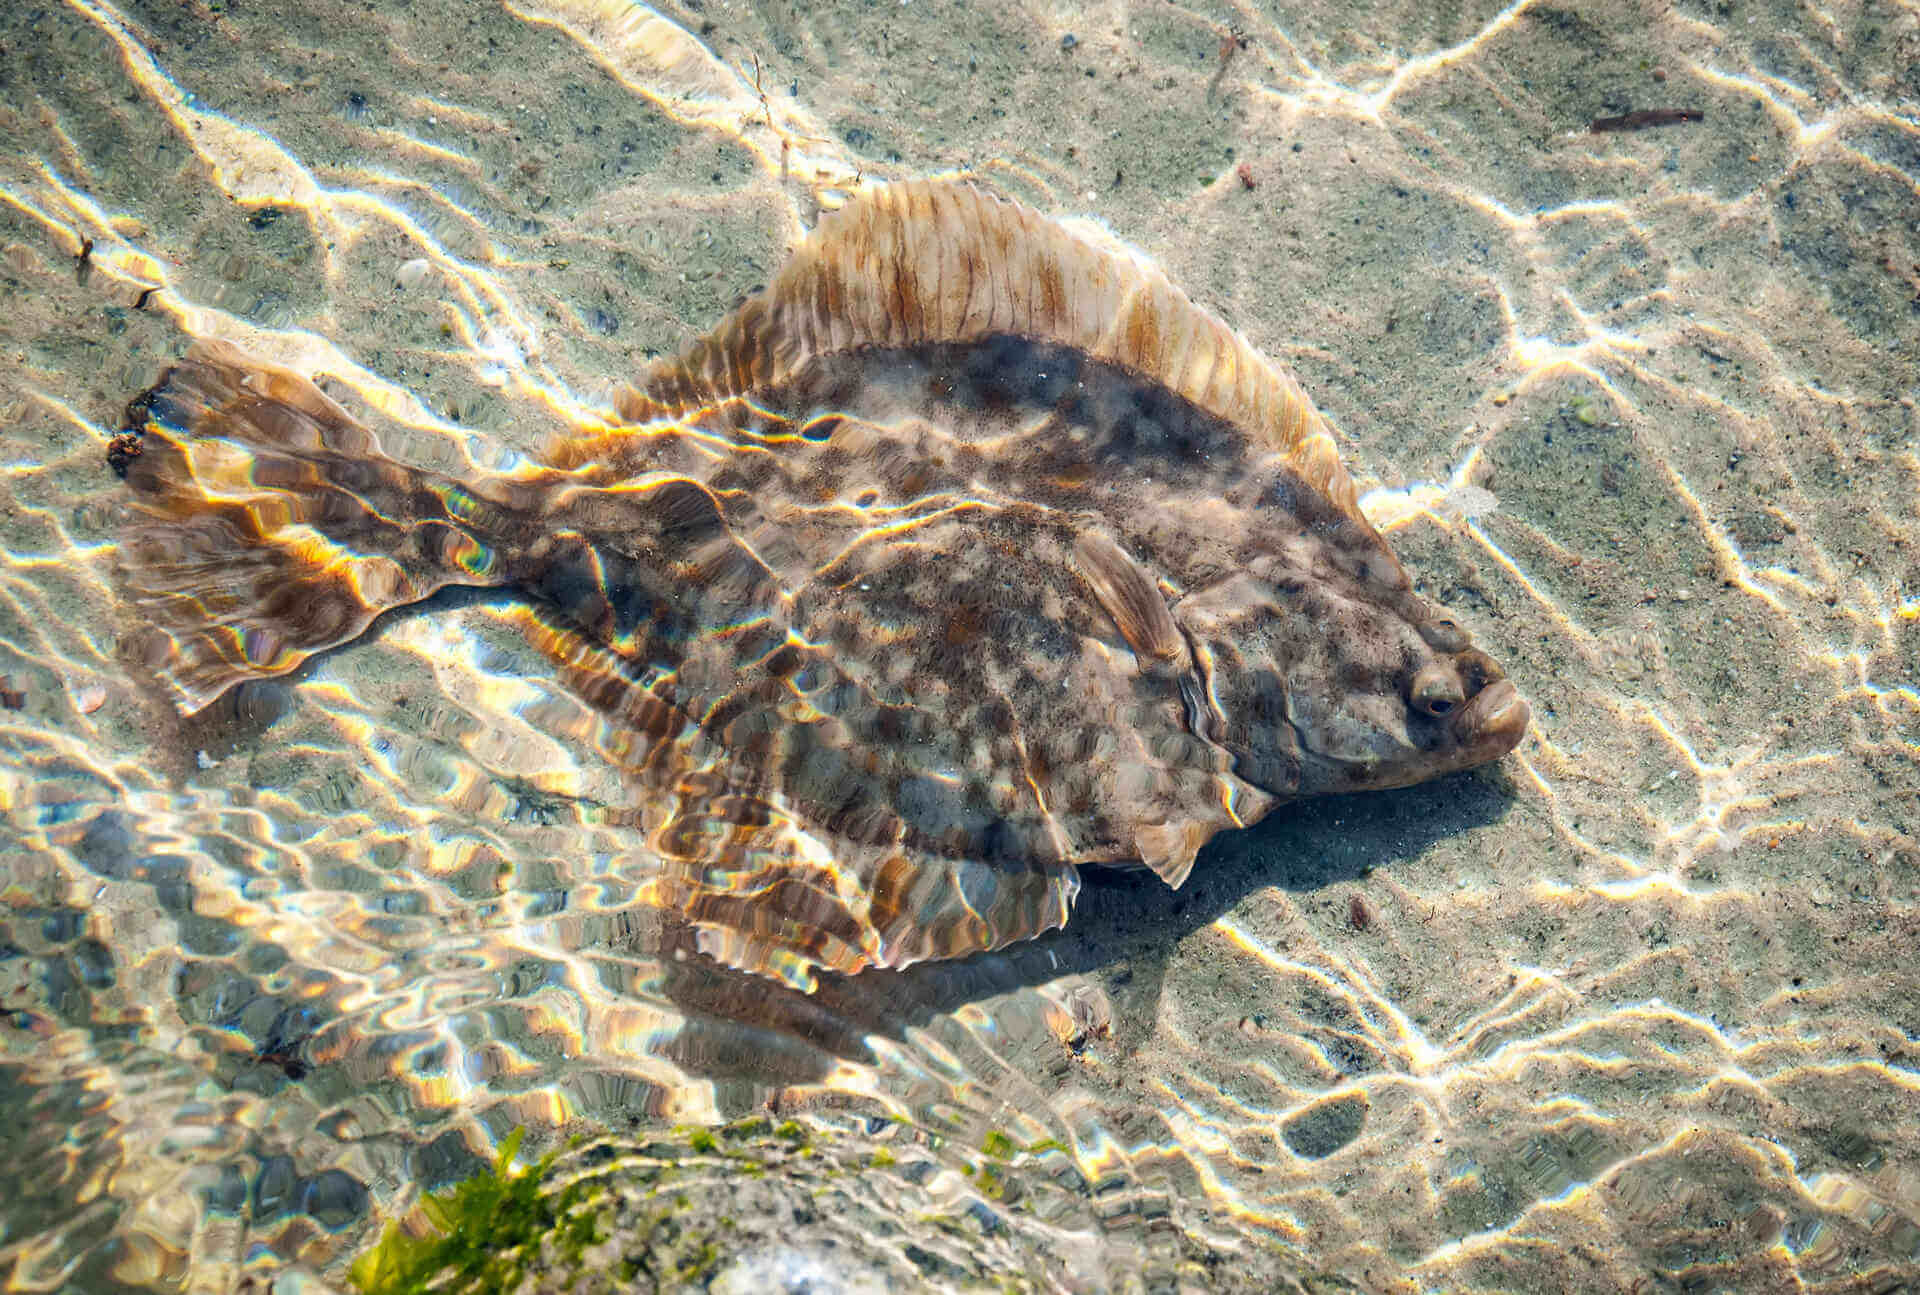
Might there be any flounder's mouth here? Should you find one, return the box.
[1454,678,1530,758]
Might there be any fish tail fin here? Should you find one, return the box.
[110,340,506,713]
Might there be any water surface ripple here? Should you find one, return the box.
[0,0,1915,1290]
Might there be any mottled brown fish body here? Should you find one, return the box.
[111,180,1527,989]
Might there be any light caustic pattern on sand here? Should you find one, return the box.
[0,0,1916,1290]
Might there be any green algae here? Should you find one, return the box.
[342,1115,1078,1292]
[349,1129,605,1295]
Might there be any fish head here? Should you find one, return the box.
[1172,497,1530,800]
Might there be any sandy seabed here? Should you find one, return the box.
[0,1,1916,1291]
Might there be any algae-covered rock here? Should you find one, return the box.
[349,1117,1079,1294]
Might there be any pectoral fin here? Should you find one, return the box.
[1133,819,1207,888]
[1073,530,1187,666]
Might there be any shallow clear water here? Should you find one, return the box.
[1,1,1916,1291]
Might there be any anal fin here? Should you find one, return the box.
[512,609,1082,992]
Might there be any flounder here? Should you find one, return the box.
[109,180,1529,989]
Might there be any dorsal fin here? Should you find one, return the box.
[568,180,1365,523]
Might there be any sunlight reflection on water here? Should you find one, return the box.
[1,0,1917,1290]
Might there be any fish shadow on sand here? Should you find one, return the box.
[646,764,1522,1104]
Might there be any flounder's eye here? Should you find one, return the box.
[1418,616,1471,653]
[1410,664,1465,718]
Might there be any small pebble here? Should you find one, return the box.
[1041,981,1110,1049]
[1059,32,1078,51]
[395,257,432,290]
